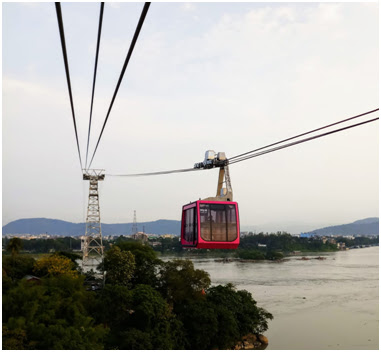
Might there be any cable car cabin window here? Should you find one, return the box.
[183,207,197,245]
[200,203,238,242]
[210,204,227,242]
[226,204,238,240]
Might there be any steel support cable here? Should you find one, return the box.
[229,108,379,161]
[55,2,83,170]
[85,2,105,169]
[106,167,201,177]
[107,116,379,177]
[88,2,151,169]
[229,117,379,165]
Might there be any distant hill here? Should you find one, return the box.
[3,217,378,238]
[2,218,181,237]
[352,217,379,225]
[308,217,379,236]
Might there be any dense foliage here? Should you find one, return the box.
[33,254,79,278]
[333,235,379,248]
[175,233,378,260]
[239,232,338,252]
[2,241,273,350]
[3,275,107,349]
[115,240,162,287]
[101,246,135,286]
[4,233,378,259]
[152,237,183,253]
[2,237,82,253]
[6,238,23,256]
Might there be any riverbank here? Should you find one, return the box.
[214,257,289,264]
[234,333,269,350]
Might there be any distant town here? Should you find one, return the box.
[4,230,378,240]
[2,230,378,254]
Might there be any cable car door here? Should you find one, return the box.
[181,203,198,247]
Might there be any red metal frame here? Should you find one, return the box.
[181,200,240,249]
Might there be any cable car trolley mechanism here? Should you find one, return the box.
[181,151,240,249]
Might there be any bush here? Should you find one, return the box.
[265,251,284,260]
[237,249,266,260]
[2,254,36,280]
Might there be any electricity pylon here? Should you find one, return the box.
[131,210,138,235]
[82,169,105,273]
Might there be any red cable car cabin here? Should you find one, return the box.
[181,200,240,249]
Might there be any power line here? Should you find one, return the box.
[229,117,379,165]
[106,113,379,177]
[55,2,83,170]
[229,108,378,161]
[88,2,151,169]
[85,2,105,169]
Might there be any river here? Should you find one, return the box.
[181,247,379,350]
[81,246,378,349]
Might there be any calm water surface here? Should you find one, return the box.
[181,247,379,350]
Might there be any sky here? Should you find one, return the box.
[2,2,379,233]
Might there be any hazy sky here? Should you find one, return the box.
[2,2,379,233]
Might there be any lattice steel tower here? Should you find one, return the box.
[131,210,138,235]
[82,169,105,271]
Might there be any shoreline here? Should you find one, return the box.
[158,245,378,263]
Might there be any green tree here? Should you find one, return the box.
[154,237,183,253]
[207,284,273,337]
[19,237,82,253]
[2,268,14,293]
[127,284,175,349]
[158,259,211,308]
[102,246,135,286]
[2,326,28,350]
[33,254,79,278]
[55,251,81,272]
[2,254,36,281]
[6,237,23,256]
[96,284,183,349]
[2,275,108,349]
[118,329,153,350]
[177,299,219,349]
[173,284,274,350]
[96,284,133,334]
[116,241,162,287]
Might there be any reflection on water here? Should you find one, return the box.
[181,247,379,350]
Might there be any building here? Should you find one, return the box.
[23,275,41,284]
[337,242,346,250]
[150,241,161,247]
[300,232,315,238]
[131,232,148,243]
[328,238,337,245]
[160,234,176,239]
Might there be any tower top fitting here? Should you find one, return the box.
[83,169,105,181]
